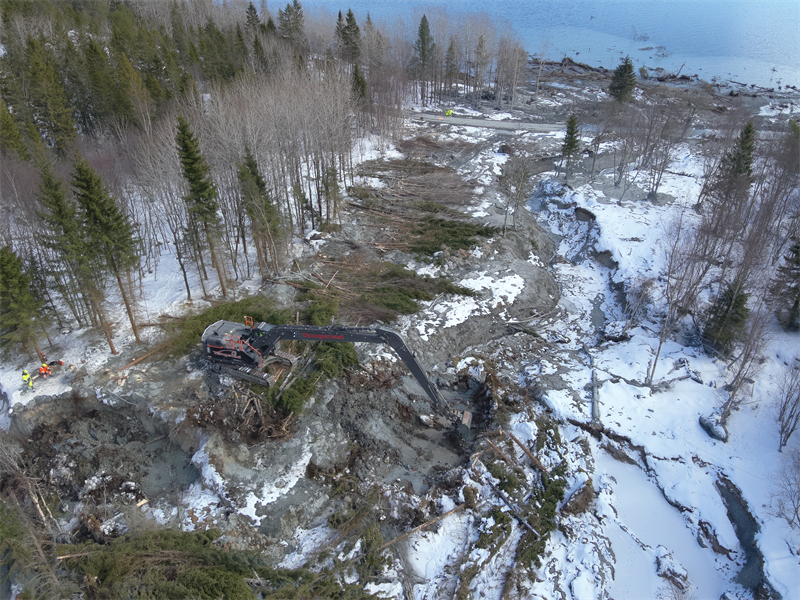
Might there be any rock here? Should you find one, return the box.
[699,414,728,442]
[655,546,689,589]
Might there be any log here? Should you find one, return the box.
[377,504,465,551]
[505,430,549,475]
[485,479,540,539]
[487,439,516,465]
[117,340,172,372]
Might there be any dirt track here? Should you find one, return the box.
[410,111,565,132]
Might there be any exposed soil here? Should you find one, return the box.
[3,66,797,593]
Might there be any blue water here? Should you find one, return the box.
[304,0,800,88]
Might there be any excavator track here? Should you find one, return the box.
[213,363,277,388]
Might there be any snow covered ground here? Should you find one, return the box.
[1,95,798,598]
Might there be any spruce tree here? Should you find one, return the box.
[562,113,580,183]
[37,163,85,280]
[72,157,141,342]
[725,120,756,179]
[772,243,800,331]
[84,38,116,132]
[608,56,636,102]
[412,15,435,106]
[703,281,750,356]
[0,245,43,357]
[0,99,30,161]
[245,2,260,29]
[26,36,76,154]
[700,120,757,229]
[352,65,367,101]
[341,9,361,63]
[278,0,305,47]
[238,148,282,277]
[35,165,84,331]
[445,37,458,97]
[335,10,345,45]
[176,115,228,297]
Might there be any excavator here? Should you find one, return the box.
[201,317,472,431]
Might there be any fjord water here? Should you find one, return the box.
[307,0,800,88]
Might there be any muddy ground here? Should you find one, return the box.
[2,62,797,593]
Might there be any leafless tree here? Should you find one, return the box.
[495,32,527,109]
[769,448,800,527]
[499,156,536,235]
[647,207,719,385]
[532,39,549,95]
[622,277,655,336]
[718,295,772,426]
[775,357,800,450]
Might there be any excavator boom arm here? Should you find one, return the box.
[250,325,447,410]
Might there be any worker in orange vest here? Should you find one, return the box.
[39,363,52,378]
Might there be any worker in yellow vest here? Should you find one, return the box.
[22,369,34,391]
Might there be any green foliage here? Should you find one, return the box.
[336,8,361,63]
[36,161,83,263]
[176,115,220,226]
[278,0,305,47]
[517,463,567,568]
[275,376,315,414]
[166,295,290,356]
[303,297,339,325]
[72,156,139,273]
[25,35,76,154]
[476,507,512,549]
[487,462,521,494]
[411,219,498,255]
[58,528,380,600]
[535,414,562,452]
[352,64,368,100]
[726,120,756,179]
[238,147,283,268]
[445,36,458,92]
[0,98,30,160]
[245,2,260,29]
[356,262,474,318]
[315,341,359,378]
[358,522,386,578]
[0,499,29,575]
[562,114,580,161]
[772,243,800,331]
[608,55,636,102]
[703,282,750,356]
[362,286,433,314]
[0,245,44,354]
[412,15,436,73]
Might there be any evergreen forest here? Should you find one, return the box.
[0,0,528,356]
